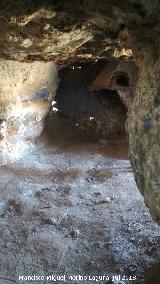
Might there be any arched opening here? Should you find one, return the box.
[116,73,130,87]
[110,71,130,88]
[44,62,128,146]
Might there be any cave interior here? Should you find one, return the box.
[0,1,160,283]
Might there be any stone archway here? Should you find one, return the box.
[110,71,130,88]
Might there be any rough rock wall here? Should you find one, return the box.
[1,0,159,62]
[127,56,160,222]
[0,61,58,164]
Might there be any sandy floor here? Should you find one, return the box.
[0,128,160,284]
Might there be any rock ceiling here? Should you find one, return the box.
[0,0,159,62]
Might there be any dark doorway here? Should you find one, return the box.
[47,63,128,141]
[111,71,130,87]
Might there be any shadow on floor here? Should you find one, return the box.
[40,114,129,160]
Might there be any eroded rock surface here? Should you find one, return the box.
[128,57,160,222]
[0,0,159,62]
[0,61,58,164]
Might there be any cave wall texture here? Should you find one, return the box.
[0,0,160,221]
[0,61,58,163]
[1,0,160,62]
[127,57,160,223]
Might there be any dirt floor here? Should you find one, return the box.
[0,123,160,284]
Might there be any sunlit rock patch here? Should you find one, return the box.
[0,61,58,164]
